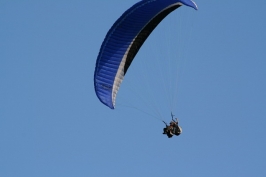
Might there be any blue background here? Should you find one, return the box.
[1,0,266,176]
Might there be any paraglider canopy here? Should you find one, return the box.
[94,0,198,109]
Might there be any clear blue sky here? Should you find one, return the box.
[1,1,266,177]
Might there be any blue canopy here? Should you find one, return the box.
[94,0,198,109]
